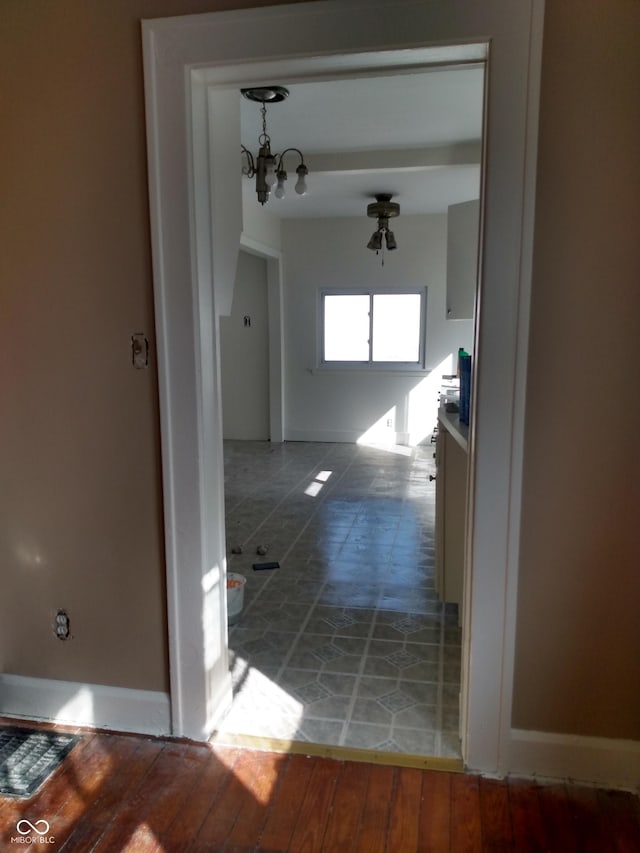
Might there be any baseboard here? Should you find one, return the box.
[284,428,414,445]
[285,428,361,443]
[508,728,640,791]
[0,674,171,737]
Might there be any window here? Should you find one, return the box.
[320,289,426,368]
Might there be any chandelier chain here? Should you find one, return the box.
[258,101,270,147]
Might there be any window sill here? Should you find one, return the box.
[308,366,431,377]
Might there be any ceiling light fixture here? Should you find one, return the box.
[367,194,399,264]
[240,86,309,206]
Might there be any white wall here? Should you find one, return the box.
[282,214,474,444]
[220,250,270,440]
[241,190,282,251]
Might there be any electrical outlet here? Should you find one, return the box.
[386,418,393,428]
[54,609,71,641]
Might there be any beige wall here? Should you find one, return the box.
[0,0,294,693]
[513,0,640,738]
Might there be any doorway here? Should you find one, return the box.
[217,60,482,761]
[220,251,270,441]
[142,0,543,777]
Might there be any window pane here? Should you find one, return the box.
[372,293,421,362]
[323,294,370,361]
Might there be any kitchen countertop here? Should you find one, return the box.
[438,406,469,453]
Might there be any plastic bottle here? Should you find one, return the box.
[459,353,472,425]
[457,347,469,377]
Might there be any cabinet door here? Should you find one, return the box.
[434,430,445,599]
[442,432,466,605]
[446,199,480,320]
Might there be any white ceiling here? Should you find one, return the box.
[240,65,484,220]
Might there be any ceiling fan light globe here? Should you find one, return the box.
[367,230,383,251]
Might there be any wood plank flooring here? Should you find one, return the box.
[1,724,639,852]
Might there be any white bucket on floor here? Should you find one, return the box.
[226,573,246,624]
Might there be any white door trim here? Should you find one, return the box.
[142,0,544,772]
[239,235,285,443]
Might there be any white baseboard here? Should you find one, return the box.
[285,428,361,443]
[0,674,171,737]
[284,428,414,445]
[508,728,640,791]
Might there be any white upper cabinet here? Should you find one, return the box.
[446,199,480,320]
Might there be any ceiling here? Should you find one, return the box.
[240,65,484,219]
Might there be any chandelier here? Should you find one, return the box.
[240,86,309,205]
[367,194,399,257]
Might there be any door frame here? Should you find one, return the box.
[239,235,285,444]
[142,0,544,774]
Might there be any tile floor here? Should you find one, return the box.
[215,439,462,759]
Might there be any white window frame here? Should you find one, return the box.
[319,287,427,370]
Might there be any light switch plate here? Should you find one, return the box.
[131,333,149,368]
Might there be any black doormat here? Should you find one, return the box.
[0,726,80,798]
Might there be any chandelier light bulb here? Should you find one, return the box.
[264,158,277,187]
[295,164,308,196]
[275,171,287,198]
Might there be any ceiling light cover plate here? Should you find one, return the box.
[241,86,289,103]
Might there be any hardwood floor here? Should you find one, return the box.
[1,724,639,852]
